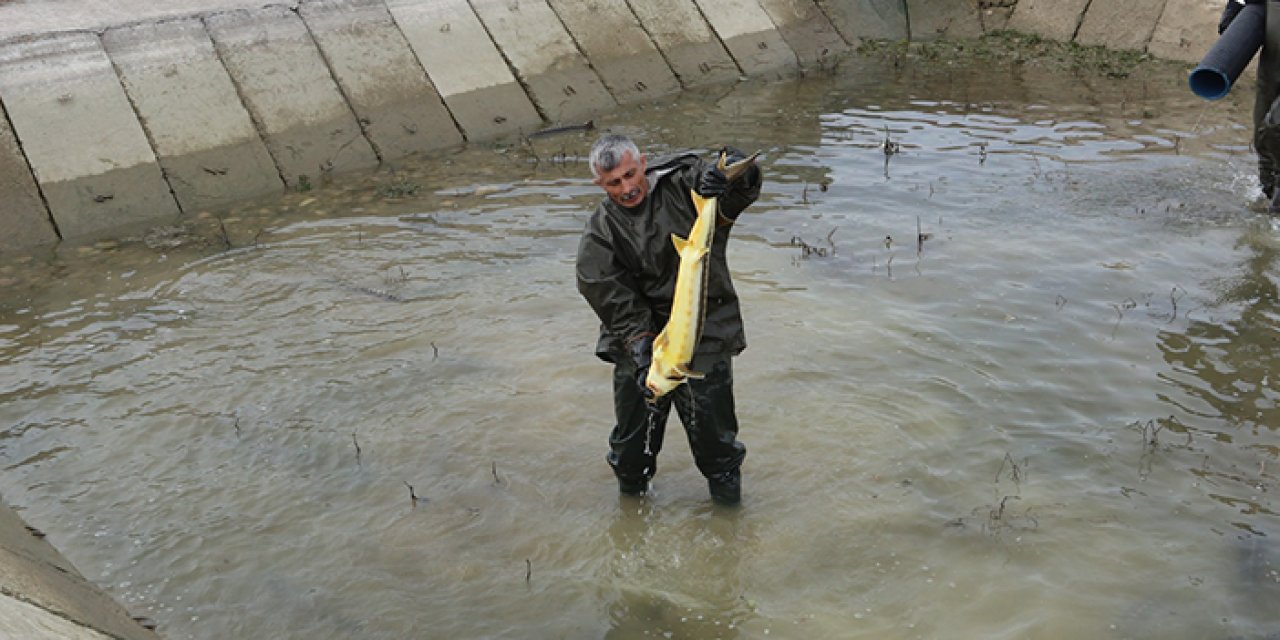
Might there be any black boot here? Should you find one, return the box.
[708,469,741,506]
[617,475,649,496]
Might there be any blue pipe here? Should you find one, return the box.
[1189,3,1266,100]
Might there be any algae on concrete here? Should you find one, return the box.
[855,30,1167,79]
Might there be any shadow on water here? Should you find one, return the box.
[1227,534,1280,635]
[603,498,754,638]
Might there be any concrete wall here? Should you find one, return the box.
[0,501,158,640]
[0,32,181,243]
[101,19,284,214]
[0,0,1227,254]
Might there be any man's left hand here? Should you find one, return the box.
[696,164,727,197]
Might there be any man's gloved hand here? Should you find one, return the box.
[628,334,655,400]
[1219,0,1244,35]
[696,163,727,198]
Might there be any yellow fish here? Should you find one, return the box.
[645,151,759,400]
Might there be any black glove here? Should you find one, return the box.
[696,164,727,198]
[1219,0,1244,34]
[627,334,655,399]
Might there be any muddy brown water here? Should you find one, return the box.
[2,52,1279,639]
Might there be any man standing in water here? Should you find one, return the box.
[1220,0,1280,208]
[576,134,761,505]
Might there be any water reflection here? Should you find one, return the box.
[1155,224,1280,528]
[1134,224,1280,637]
[1158,226,1280,440]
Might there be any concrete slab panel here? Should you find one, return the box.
[300,0,463,160]
[102,19,282,214]
[385,0,541,141]
[1149,0,1221,64]
[469,0,615,124]
[205,6,378,190]
[0,504,81,576]
[625,0,741,87]
[977,4,1014,33]
[756,0,849,69]
[0,596,116,640]
[1007,0,1090,42]
[1077,0,1167,51]
[0,0,277,40]
[0,504,157,640]
[0,102,57,249]
[0,33,179,241]
[906,0,985,41]
[547,0,681,104]
[0,546,157,640]
[694,0,799,78]
[815,0,907,45]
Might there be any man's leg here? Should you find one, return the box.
[1256,1,1280,204]
[1257,97,1280,208]
[607,360,670,495]
[672,357,747,504]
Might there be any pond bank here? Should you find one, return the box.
[0,0,1223,252]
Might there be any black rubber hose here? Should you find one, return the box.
[1190,3,1266,100]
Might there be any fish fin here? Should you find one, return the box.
[672,234,708,261]
[676,364,705,379]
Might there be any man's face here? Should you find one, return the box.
[594,150,648,208]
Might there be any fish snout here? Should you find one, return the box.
[644,368,686,400]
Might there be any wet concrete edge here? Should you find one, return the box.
[0,500,159,639]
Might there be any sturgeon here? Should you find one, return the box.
[645,151,759,400]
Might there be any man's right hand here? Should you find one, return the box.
[696,164,728,198]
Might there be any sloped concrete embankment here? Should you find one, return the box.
[0,0,1226,253]
[0,501,159,639]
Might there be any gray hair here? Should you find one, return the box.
[589,134,640,179]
